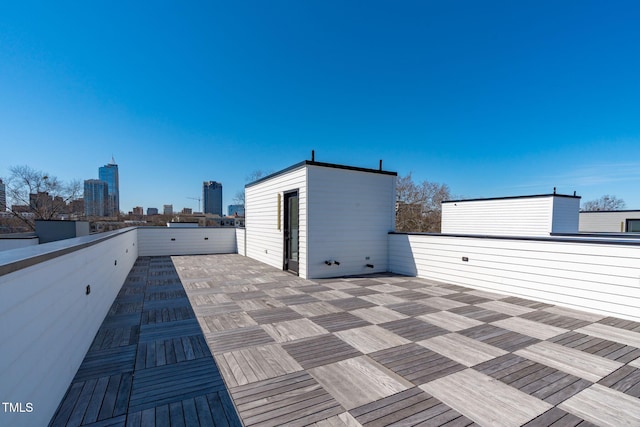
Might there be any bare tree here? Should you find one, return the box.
[233,170,271,206]
[396,173,451,232]
[582,195,626,211]
[5,165,82,230]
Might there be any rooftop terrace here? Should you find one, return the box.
[49,254,640,426]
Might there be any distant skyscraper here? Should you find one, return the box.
[228,204,245,216]
[0,179,6,211]
[84,179,108,217]
[163,204,173,215]
[147,207,159,216]
[99,158,119,217]
[203,181,223,216]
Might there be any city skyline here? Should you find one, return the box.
[1,2,639,212]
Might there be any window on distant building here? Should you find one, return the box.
[626,219,640,232]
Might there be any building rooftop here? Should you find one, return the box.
[50,254,640,426]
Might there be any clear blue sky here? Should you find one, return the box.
[1,1,639,213]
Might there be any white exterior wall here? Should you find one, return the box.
[137,227,237,256]
[579,211,640,233]
[0,229,138,427]
[307,166,396,278]
[551,197,580,233]
[389,233,640,321]
[236,228,246,256]
[245,166,307,276]
[0,237,39,251]
[441,196,579,236]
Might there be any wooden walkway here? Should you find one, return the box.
[50,257,241,427]
[52,254,640,426]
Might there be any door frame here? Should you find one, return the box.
[283,190,299,274]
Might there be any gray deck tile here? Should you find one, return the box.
[558,384,640,427]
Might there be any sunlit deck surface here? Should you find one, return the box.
[51,254,640,426]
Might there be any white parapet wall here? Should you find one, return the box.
[137,227,238,256]
[389,232,640,322]
[236,228,246,256]
[0,228,139,427]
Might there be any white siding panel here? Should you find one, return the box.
[245,166,307,276]
[389,233,640,322]
[307,166,396,279]
[0,229,138,427]
[441,197,554,236]
[551,197,580,233]
[236,228,246,256]
[579,211,640,233]
[137,227,237,256]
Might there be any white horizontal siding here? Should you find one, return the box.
[441,197,554,236]
[307,166,395,278]
[551,197,580,233]
[0,229,138,427]
[579,211,640,232]
[236,228,246,256]
[245,166,307,276]
[137,227,237,256]
[389,233,640,322]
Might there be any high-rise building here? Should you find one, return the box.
[147,207,159,216]
[203,181,222,216]
[84,179,108,217]
[163,205,173,216]
[0,179,6,211]
[132,206,144,215]
[99,158,119,217]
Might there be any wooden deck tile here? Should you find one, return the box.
[341,287,381,297]
[262,318,329,343]
[477,300,537,316]
[421,369,553,427]
[500,297,552,310]
[277,293,321,306]
[597,317,640,332]
[369,343,465,385]
[334,325,411,354]
[419,296,467,310]
[543,305,606,323]
[216,344,302,387]
[575,323,640,349]
[360,293,406,306]
[418,333,507,367]
[385,301,439,317]
[351,306,408,324]
[247,306,303,324]
[417,311,484,332]
[327,297,376,311]
[310,312,372,332]
[474,353,592,405]
[549,331,640,363]
[515,341,624,383]
[350,387,472,427]
[283,334,363,369]
[200,312,258,333]
[491,317,568,340]
[309,356,410,410]
[559,384,640,427]
[449,305,510,323]
[74,345,137,381]
[205,326,275,354]
[290,302,342,317]
[314,290,363,301]
[459,324,539,352]
[443,292,491,305]
[521,407,588,427]
[235,298,286,311]
[521,310,591,330]
[379,317,448,341]
[598,365,640,397]
[231,371,344,427]
[138,318,203,342]
[630,357,640,368]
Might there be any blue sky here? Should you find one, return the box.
[1,1,639,213]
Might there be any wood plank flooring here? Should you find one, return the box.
[51,254,640,426]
